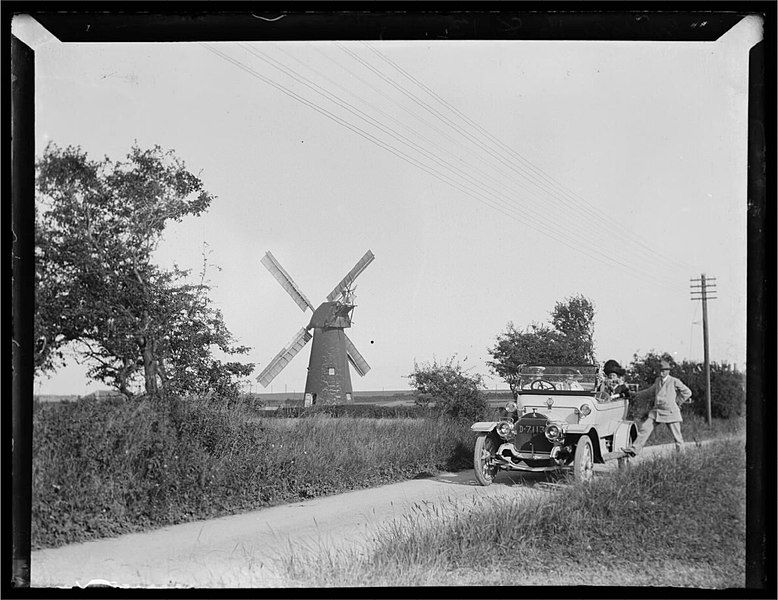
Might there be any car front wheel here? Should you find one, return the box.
[574,435,594,483]
[474,432,499,486]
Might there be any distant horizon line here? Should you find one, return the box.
[34,387,515,400]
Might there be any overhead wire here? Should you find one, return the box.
[202,43,682,291]
[237,43,666,284]
[232,43,681,290]
[338,43,634,236]
[332,42,687,288]
[344,42,692,280]
[293,44,633,256]
[362,41,697,275]
[279,44,482,175]
[282,44,686,291]
[207,43,682,291]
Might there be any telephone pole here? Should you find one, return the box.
[690,274,717,426]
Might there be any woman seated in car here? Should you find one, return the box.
[601,359,632,401]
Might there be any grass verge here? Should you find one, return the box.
[281,439,746,588]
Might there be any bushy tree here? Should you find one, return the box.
[550,295,596,363]
[488,295,596,394]
[407,357,487,422]
[626,351,745,420]
[35,143,254,398]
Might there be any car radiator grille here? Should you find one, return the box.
[513,413,553,454]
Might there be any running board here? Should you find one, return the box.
[601,450,629,461]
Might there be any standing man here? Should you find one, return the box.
[623,359,692,456]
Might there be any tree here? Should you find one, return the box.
[35,143,254,398]
[626,352,745,420]
[487,295,596,394]
[407,357,487,422]
[550,294,596,363]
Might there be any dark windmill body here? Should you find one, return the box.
[257,251,374,405]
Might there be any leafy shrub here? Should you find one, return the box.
[677,361,746,419]
[626,352,745,420]
[32,395,475,549]
[408,357,488,422]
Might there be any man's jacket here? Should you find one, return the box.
[634,375,692,422]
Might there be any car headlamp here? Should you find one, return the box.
[496,421,514,439]
[504,401,518,413]
[579,403,592,416]
[544,423,563,441]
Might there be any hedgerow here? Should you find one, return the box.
[32,396,473,549]
[627,353,745,420]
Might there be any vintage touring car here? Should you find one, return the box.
[471,364,638,484]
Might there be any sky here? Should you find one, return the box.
[16,14,762,396]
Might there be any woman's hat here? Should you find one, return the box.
[603,359,624,376]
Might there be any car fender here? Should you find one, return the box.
[567,427,604,462]
[470,421,499,432]
[613,420,637,450]
[565,423,595,436]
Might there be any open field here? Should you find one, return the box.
[249,388,514,409]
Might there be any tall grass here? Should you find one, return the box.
[32,396,473,549]
[282,439,746,588]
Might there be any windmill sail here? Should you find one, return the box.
[344,333,371,377]
[256,327,313,387]
[261,251,315,312]
[326,250,375,302]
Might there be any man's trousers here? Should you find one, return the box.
[630,411,683,454]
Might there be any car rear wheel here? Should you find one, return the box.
[574,435,594,483]
[474,432,499,486]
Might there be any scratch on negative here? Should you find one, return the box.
[251,14,286,22]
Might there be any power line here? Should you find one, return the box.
[316,45,691,290]
[202,43,683,291]
[308,44,643,260]
[237,44,679,287]
[362,42,698,276]
[334,43,687,288]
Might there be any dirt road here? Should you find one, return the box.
[30,440,730,588]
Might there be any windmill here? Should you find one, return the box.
[256,250,375,405]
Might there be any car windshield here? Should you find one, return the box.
[517,365,598,392]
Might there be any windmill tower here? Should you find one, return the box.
[256,250,374,405]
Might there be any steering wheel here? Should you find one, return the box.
[529,379,556,390]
